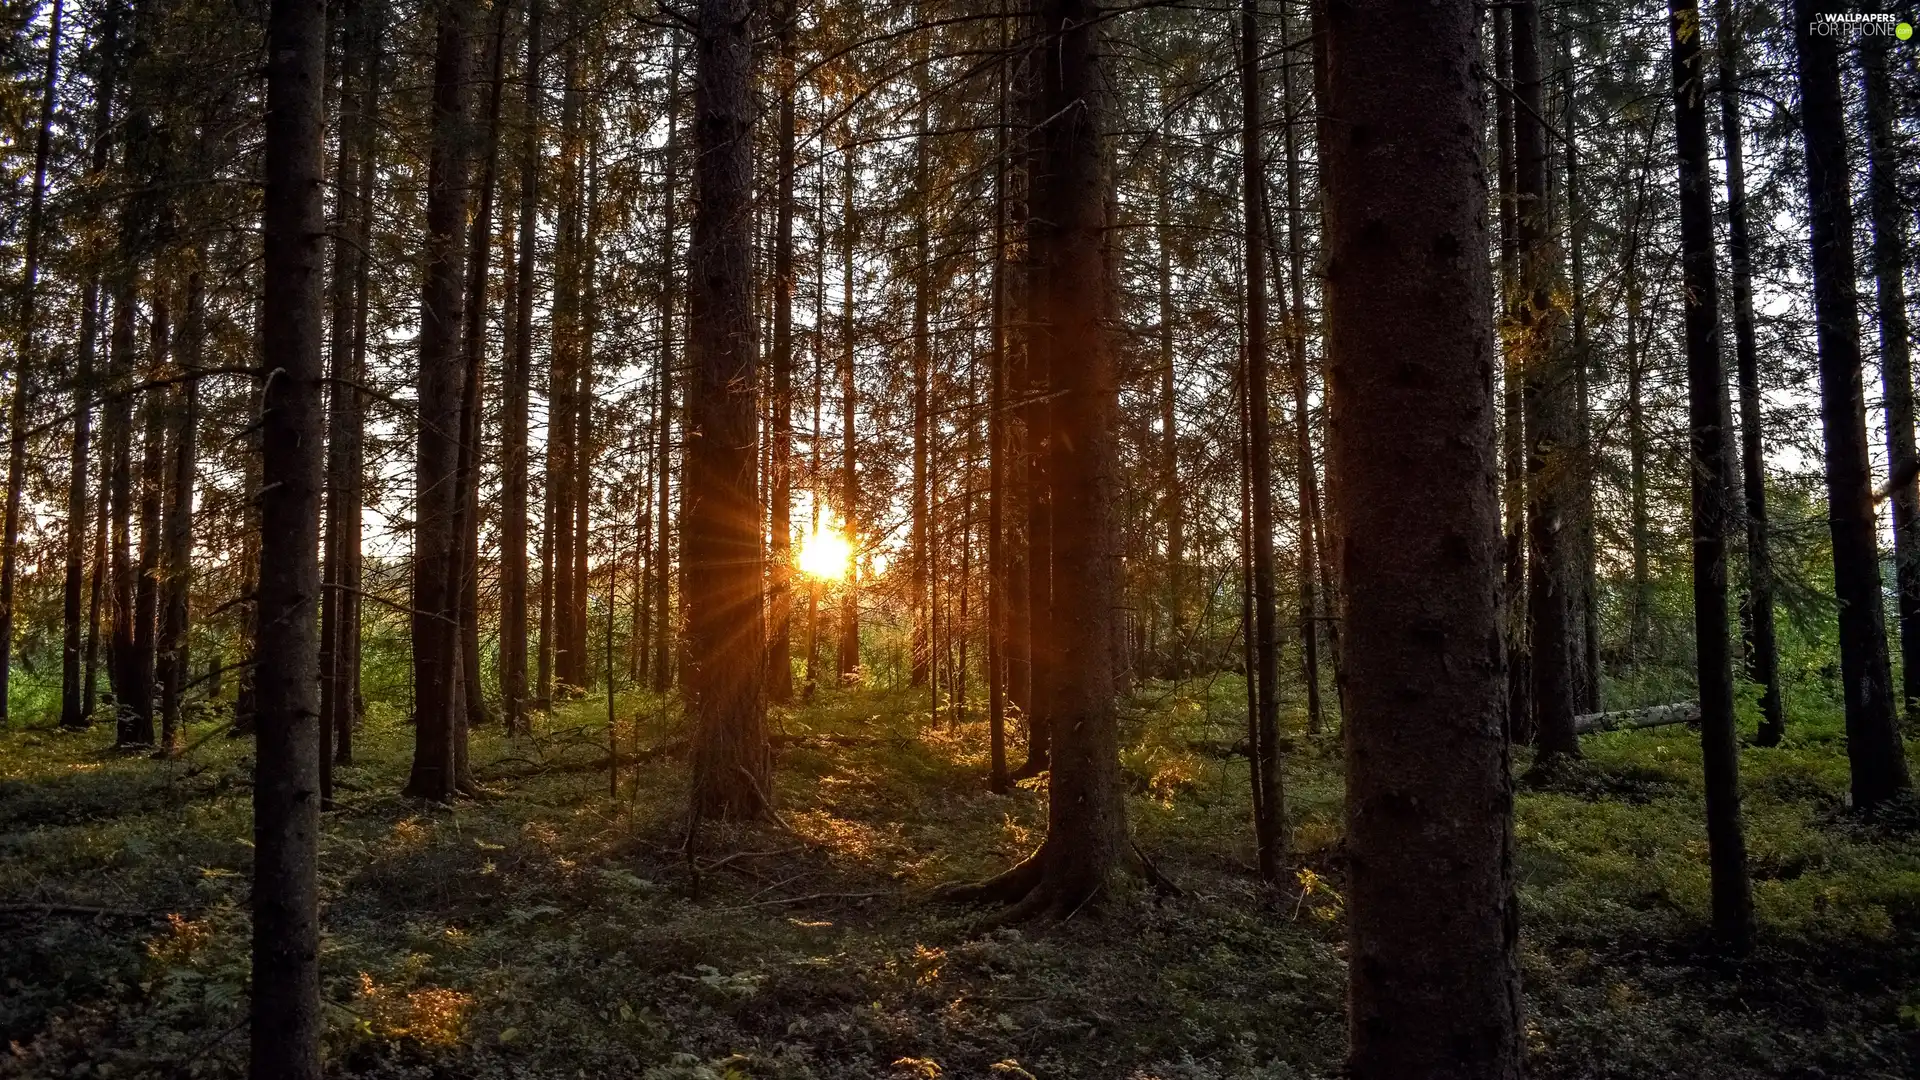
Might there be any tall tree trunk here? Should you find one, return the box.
[1517,0,1577,760]
[1862,30,1918,724]
[945,0,1125,916]
[251,0,327,1066]
[321,0,368,784]
[686,0,769,820]
[63,0,118,730]
[910,64,932,691]
[338,13,381,761]
[1323,0,1520,1069]
[457,0,511,732]
[1563,52,1601,716]
[1670,0,1754,949]
[502,0,542,728]
[85,451,109,721]
[158,271,201,754]
[1016,14,1055,780]
[1277,0,1323,732]
[1495,3,1528,742]
[1154,129,1181,679]
[1717,0,1783,745]
[768,0,797,704]
[571,132,598,695]
[652,34,680,693]
[130,293,170,745]
[403,0,474,802]
[108,284,138,742]
[1241,0,1284,880]
[988,5,1011,791]
[1,0,65,727]
[837,135,860,680]
[1625,226,1649,665]
[1795,0,1910,811]
[548,21,582,695]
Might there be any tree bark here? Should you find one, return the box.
[456,0,512,733]
[1,0,66,728]
[685,0,769,821]
[1494,4,1528,743]
[108,283,138,742]
[404,0,475,802]
[652,34,680,694]
[1717,0,1783,745]
[1516,0,1578,760]
[1322,0,1521,1069]
[1862,31,1918,725]
[502,0,541,728]
[1670,0,1753,950]
[130,293,170,745]
[250,0,327,1066]
[944,0,1127,917]
[1795,0,1910,811]
[837,135,860,681]
[63,0,118,730]
[158,272,201,755]
[768,0,797,704]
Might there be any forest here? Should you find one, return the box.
[0,0,1917,1075]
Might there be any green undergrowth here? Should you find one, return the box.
[2,677,1916,1078]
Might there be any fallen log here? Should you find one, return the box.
[1573,701,1700,735]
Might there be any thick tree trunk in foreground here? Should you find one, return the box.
[404,0,474,802]
[1795,0,1910,811]
[1670,0,1753,950]
[250,0,327,1069]
[1321,0,1521,1071]
[685,0,769,820]
[1717,0,1783,746]
[944,0,1126,917]
[1862,34,1918,724]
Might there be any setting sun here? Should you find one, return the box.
[796,523,853,580]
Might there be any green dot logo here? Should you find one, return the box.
[1899,21,1914,39]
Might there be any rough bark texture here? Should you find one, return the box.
[1862,34,1918,724]
[1795,0,1911,811]
[1516,0,1577,760]
[250,0,327,1068]
[1717,0,1783,746]
[1321,0,1522,1069]
[1670,0,1753,950]
[945,0,1127,918]
[404,0,474,802]
[685,0,770,821]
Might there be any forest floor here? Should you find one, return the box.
[2,677,1918,1079]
